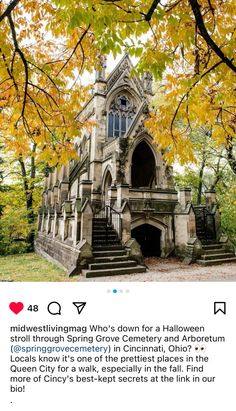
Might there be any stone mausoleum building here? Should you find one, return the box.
[35,55,236,277]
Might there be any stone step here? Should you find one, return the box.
[93,241,121,246]
[201,253,235,261]
[85,265,146,278]
[202,244,223,250]
[93,233,118,239]
[93,249,127,257]
[93,224,110,228]
[196,257,236,266]
[93,255,129,263]
[93,244,124,251]
[202,248,225,255]
[93,229,115,234]
[93,220,108,226]
[89,260,137,270]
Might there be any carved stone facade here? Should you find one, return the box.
[35,55,229,275]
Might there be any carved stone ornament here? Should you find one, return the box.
[143,71,153,94]
[107,60,130,90]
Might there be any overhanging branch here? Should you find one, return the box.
[189,0,236,73]
[0,0,21,23]
[145,0,161,21]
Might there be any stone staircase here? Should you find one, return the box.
[84,218,146,278]
[196,243,236,266]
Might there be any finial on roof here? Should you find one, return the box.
[95,54,107,82]
[143,71,153,95]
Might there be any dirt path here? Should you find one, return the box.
[80,257,236,282]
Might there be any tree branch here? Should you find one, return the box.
[171,60,223,137]
[189,0,236,73]
[0,0,21,23]
[8,14,29,118]
[145,0,161,21]
[56,24,91,77]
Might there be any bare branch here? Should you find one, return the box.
[8,14,28,117]
[56,24,91,77]
[189,0,236,73]
[27,61,59,91]
[0,47,19,96]
[28,82,60,108]
[0,0,21,23]
[145,0,161,21]
[171,60,223,137]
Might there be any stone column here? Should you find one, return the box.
[120,201,131,243]
[72,199,82,247]
[61,201,72,241]
[62,208,67,242]
[205,190,216,205]
[107,185,117,206]
[37,212,42,232]
[80,199,93,245]
[52,185,59,207]
[42,191,47,207]
[52,210,58,238]
[60,181,69,204]
[45,211,50,234]
[40,212,45,232]
[79,180,92,201]
[179,188,192,209]
[117,184,129,209]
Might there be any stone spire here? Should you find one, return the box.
[95,54,107,82]
[143,71,153,94]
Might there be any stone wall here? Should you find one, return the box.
[35,233,81,273]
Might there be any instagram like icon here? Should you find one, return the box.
[9,302,24,314]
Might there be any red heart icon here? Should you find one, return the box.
[9,302,24,314]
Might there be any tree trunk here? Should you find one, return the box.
[209,149,224,191]
[197,160,205,205]
[226,144,236,175]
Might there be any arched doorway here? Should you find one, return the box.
[103,170,112,204]
[131,141,156,188]
[131,224,161,257]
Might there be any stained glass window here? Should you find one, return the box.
[114,113,120,137]
[121,114,126,135]
[108,112,113,137]
[107,95,135,138]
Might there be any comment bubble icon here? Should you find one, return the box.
[47,301,62,315]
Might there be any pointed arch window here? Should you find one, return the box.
[108,113,114,138]
[107,95,136,138]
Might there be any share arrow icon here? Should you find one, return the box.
[72,302,86,314]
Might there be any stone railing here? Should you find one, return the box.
[129,199,176,213]
[129,188,178,201]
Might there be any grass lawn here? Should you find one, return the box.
[0,253,78,282]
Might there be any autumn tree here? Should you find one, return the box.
[0,0,96,167]
[175,126,230,199]
[0,0,98,249]
[0,145,45,252]
[0,1,235,254]
[175,139,236,243]
[0,146,4,217]
[1,1,235,167]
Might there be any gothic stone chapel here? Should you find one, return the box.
[35,55,236,277]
